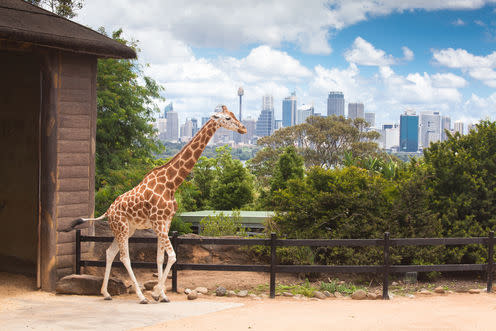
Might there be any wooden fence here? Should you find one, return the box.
[76,230,495,299]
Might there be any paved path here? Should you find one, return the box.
[0,295,242,331]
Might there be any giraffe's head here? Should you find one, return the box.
[211,105,247,134]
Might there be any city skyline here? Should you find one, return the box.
[76,1,496,129]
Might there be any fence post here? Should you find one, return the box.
[171,231,178,293]
[382,232,390,300]
[270,233,277,299]
[75,229,81,275]
[487,231,494,293]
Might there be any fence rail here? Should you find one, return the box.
[76,230,495,299]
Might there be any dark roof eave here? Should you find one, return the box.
[0,27,137,59]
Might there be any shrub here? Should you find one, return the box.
[199,211,246,237]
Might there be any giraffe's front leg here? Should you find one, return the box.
[151,220,175,302]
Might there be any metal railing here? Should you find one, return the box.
[76,230,495,299]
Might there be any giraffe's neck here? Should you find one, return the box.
[150,119,220,191]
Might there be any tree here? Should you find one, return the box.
[25,0,83,18]
[270,146,304,193]
[209,146,254,210]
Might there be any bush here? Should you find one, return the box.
[199,211,246,237]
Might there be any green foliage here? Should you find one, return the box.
[319,279,362,295]
[199,211,246,237]
[25,0,83,18]
[276,279,318,297]
[270,146,304,192]
[170,216,192,235]
[95,29,163,191]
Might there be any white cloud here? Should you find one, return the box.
[431,73,467,88]
[452,18,466,26]
[432,48,496,87]
[402,47,414,61]
[344,37,397,66]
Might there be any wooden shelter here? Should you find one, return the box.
[0,0,136,290]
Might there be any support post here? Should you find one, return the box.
[487,231,494,293]
[382,232,390,300]
[75,229,81,275]
[270,233,277,298]
[171,231,178,293]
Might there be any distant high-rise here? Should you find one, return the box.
[453,121,464,135]
[256,95,275,137]
[191,118,198,136]
[380,123,399,150]
[154,117,167,141]
[163,102,174,116]
[180,118,194,141]
[242,118,257,144]
[282,91,297,127]
[400,111,419,152]
[441,115,451,141]
[238,87,244,121]
[348,102,364,120]
[327,91,344,117]
[201,117,210,127]
[165,110,178,141]
[420,111,441,149]
[296,104,314,125]
[365,112,375,128]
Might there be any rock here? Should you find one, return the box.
[407,294,415,299]
[334,292,343,298]
[366,293,377,300]
[351,290,367,300]
[237,290,248,297]
[248,294,258,299]
[260,293,269,298]
[323,291,332,297]
[227,290,237,297]
[195,287,209,295]
[448,290,454,294]
[184,288,192,295]
[56,274,126,296]
[128,284,145,295]
[144,280,158,291]
[313,291,327,300]
[391,281,399,286]
[434,286,445,294]
[469,289,481,294]
[187,290,198,300]
[310,298,320,301]
[215,286,227,297]
[419,289,432,295]
[282,292,294,297]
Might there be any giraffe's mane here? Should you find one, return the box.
[144,118,215,177]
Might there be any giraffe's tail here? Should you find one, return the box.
[60,214,107,232]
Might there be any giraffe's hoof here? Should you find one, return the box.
[160,296,170,303]
[103,296,112,301]
[139,298,149,304]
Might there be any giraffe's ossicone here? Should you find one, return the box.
[63,105,246,304]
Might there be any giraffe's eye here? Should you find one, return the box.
[225,116,231,120]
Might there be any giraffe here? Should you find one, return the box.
[63,105,246,304]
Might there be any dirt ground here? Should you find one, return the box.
[2,272,496,331]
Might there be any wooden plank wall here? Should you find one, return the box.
[55,53,97,279]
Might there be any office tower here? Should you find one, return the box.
[163,102,173,116]
[242,118,257,144]
[365,112,375,128]
[441,115,451,141]
[256,95,275,137]
[327,91,344,117]
[453,121,464,135]
[296,104,314,125]
[165,110,178,141]
[420,111,441,149]
[180,118,194,141]
[348,102,364,120]
[275,120,283,130]
[380,123,399,150]
[191,118,198,136]
[154,117,167,140]
[468,122,477,133]
[282,91,297,127]
[201,117,210,127]
[400,110,419,152]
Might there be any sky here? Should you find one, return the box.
[75,0,496,128]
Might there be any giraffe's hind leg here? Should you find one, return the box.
[152,220,175,302]
[101,239,118,300]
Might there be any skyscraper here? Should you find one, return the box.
[400,111,419,152]
[191,118,198,136]
[365,112,375,128]
[453,121,464,135]
[256,95,275,137]
[165,110,178,141]
[441,115,451,141]
[348,102,364,120]
[296,104,314,125]
[327,91,344,117]
[420,111,441,149]
[282,91,297,127]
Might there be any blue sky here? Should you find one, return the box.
[76,1,496,128]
